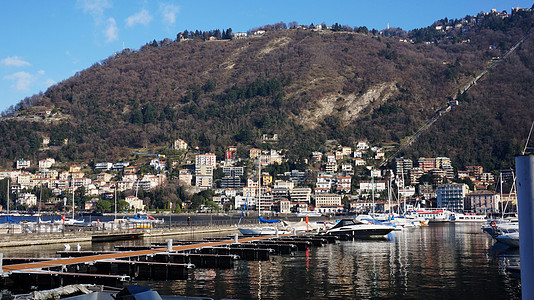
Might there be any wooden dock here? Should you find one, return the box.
[1,233,336,290]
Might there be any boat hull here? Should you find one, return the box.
[326,226,394,238]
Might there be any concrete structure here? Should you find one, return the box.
[314,193,342,207]
[436,184,468,211]
[465,191,500,213]
[290,188,312,204]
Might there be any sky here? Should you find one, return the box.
[1,0,532,113]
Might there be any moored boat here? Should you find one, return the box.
[451,213,487,222]
[325,218,395,238]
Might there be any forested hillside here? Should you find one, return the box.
[1,8,533,170]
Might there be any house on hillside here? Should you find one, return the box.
[16,159,30,169]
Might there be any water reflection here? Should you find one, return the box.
[0,223,521,299]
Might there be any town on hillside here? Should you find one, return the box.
[0,136,516,217]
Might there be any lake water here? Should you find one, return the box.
[0,222,521,299]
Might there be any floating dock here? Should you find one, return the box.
[0,234,338,290]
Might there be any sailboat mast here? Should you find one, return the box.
[402,168,407,214]
[72,177,75,220]
[500,172,504,219]
[388,175,392,217]
[114,185,117,221]
[6,178,9,216]
[371,172,375,215]
[258,157,262,222]
[39,182,42,221]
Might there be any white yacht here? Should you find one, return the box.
[451,213,487,222]
[495,231,520,247]
[325,218,395,238]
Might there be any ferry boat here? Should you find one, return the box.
[409,209,454,222]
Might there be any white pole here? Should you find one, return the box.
[371,172,375,215]
[515,155,534,300]
[6,178,9,216]
[114,185,117,221]
[500,172,504,218]
[72,177,75,220]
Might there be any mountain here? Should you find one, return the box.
[1,8,534,171]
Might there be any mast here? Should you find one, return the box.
[72,177,75,220]
[6,178,9,216]
[371,171,375,215]
[401,167,406,214]
[114,184,117,221]
[258,157,262,222]
[388,174,392,218]
[500,172,504,219]
[38,182,42,222]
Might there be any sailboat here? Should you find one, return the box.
[237,158,291,236]
[53,178,85,225]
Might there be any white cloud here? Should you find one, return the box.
[4,71,34,91]
[1,56,31,67]
[104,18,119,43]
[161,4,180,25]
[76,0,111,20]
[126,9,153,27]
[37,70,45,75]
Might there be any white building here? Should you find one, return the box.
[356,141,369,151]
[290,187,312,204]
[359,180,386,192]
[16,159,31,169]
[39,158,56,169]
[173,138,188,150]
[125,196,145,211]
[196,153,216,169]
[95,162,113,171]
[18,193,37,207]
[314,193,342,207]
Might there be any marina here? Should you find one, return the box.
[0,221,522,299]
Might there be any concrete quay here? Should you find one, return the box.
[0,224,245,248]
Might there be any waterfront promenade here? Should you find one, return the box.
[0,224,251,248]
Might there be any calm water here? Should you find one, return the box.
[1,223,521,299]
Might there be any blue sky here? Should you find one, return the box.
[1,0,532,112]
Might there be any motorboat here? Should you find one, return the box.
[495,231,520,247]
[325,218,395,238]
[295,211,322,217]
[450,213,487,222]
[238,215,292,235]
[238,225,292,236]
[284,219,320,233]
[482,220,518,239]
[53,218,87,226]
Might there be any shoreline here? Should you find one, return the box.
[0,224,246,248]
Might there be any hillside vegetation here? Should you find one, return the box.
[1,8,534,170]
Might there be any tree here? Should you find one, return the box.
[96,199,112,212]
[142,103,157,123]
[131,110,143,124]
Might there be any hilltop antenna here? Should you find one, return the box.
[522,121,534,155]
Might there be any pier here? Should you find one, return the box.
[0,233,336,290]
